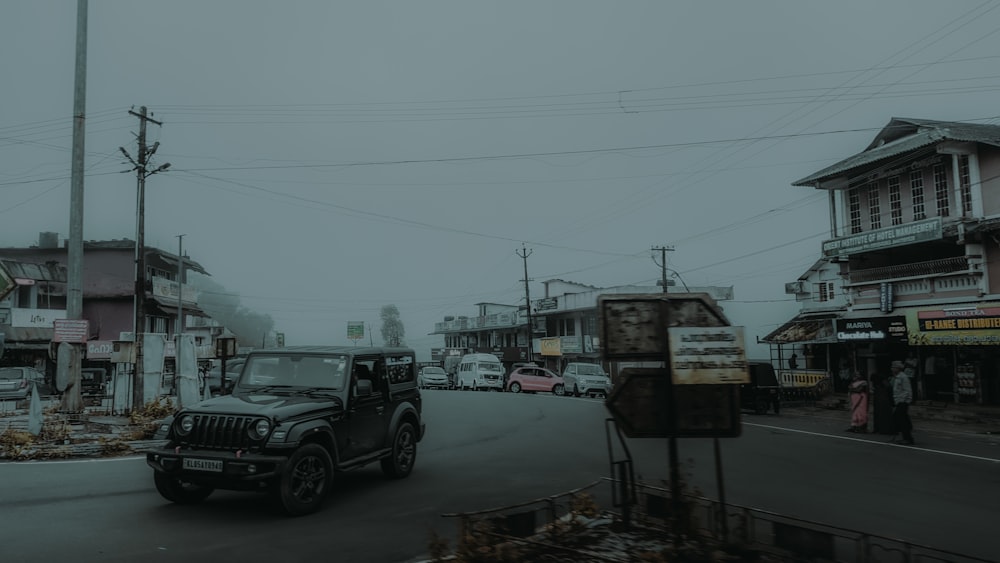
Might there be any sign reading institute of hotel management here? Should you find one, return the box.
[822,217,942,257]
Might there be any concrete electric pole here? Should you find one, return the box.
[517,244,533,364]
[652,245,675,294]
[60,0,88,413]
[120,106,169,411]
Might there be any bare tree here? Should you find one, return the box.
[380,304,406,347]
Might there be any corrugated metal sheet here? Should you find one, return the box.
[761,315,837,344]
[793,117,1000,187]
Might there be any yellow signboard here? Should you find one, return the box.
[540,337,562,356]
[904,303,1000,345]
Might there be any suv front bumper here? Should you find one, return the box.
[147,447,290,484]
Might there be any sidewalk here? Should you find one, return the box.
[803,393,1000,432]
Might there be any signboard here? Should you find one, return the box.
[667,326,749,384]
[347,321,365,341]
[52,319,89,343]
[86,340,114,359]
[534,297,558,311]
[599,293,729,359]
[605,368,741,438]
[879,282,894,313]
[822,217,942,257]
[560,335,581,354]
[540,337,561,356]
[835,317,906,342]
[905,303,1000,345]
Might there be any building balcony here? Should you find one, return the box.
[847,256,970,284]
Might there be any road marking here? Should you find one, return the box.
[1,455,146,466]
[744,422,1000,463]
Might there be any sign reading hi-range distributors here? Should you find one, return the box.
[822,217,942,257]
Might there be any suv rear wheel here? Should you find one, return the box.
[381,422,417,478]
[275,443,333,516]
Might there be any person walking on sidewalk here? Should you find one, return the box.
[890,360,915,445]
[847,372,869,433]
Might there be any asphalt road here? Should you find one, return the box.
[1,390,997,562]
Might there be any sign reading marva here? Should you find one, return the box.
[667,326,749,385]
[822,217,942,257]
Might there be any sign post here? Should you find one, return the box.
[347,321,365,345]
[601,293,745,542]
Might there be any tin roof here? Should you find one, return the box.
[793,117,1000,187]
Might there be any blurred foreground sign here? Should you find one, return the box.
[605,368,741,438]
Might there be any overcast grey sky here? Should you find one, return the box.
[3,1,1000,356]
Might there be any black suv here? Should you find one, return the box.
[146,346,424,516]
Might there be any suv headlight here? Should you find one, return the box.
[250,418,271,439]
[176,415,195,436]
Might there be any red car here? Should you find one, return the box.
[506,366,565,395]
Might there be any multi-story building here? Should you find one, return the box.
[767,117,1000,405]
[0,232,217,377]
[432,279,734,378]
[0,256,68,379]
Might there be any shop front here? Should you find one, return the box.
[902,302,1000,405]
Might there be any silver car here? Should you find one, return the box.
[418,366,451,389]
[561,362,611,397]
[0,366,50,400]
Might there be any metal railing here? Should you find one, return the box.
[849,257,969,284]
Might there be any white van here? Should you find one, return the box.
[456,353,505,391]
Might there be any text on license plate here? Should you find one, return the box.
[183,458,223,472]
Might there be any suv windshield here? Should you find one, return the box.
[576,365,606,376]
[238,354,349,390]
[481,362,502,372]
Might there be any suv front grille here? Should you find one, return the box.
[182,414,259,451]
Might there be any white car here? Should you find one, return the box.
[562,363,612,397]
[418,366,451,389]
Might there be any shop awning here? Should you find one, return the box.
[0,325,54,349]
[150,296,207,317]
[761,314,838,344]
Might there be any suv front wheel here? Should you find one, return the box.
[275,443,333,516]
[154,472,214,505]
[381,422,417,479]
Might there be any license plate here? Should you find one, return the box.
[183,457,223,472]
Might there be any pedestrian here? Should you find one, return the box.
[847,372,869,433]
[890,360,915,445]
[788,353,798,370]
[872,371,894,434]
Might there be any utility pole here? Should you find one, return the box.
[176,234,185,400]
[60,0,88,413]
[120,106,169,411]
[652,245,675,294]
[517,244,534,363]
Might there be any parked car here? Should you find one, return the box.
[204,358,246,395]
[561,362,612,398]
[741,361,782,415]
[506,365,565,395]
[456,353,505,391]
[147,346,424,516]
[417,366,450,389]
[0,366,50,400]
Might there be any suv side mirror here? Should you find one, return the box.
[356,378,373,396]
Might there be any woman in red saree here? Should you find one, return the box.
[847,373,869,433]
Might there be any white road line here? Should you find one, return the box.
[1,455,146,466]
[744,422,1000,463]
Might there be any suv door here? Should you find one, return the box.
[345,357,390,458]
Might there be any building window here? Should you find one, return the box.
[888,176,902,226]
[911,171,926,220]
[959,155,972,216]
[868,182,881,229]
[562,318,575,336]
[816,282,835,302]
[934,164,949,217]
[848,188,862,234]
[148,315,168,334]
